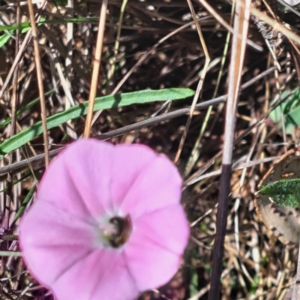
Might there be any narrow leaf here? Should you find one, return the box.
[0,89,55,129]
[0,17,98,32]
[0,88,194,156]
[0,33,11,48]
[269,88,300,134]
[11,185,36,226]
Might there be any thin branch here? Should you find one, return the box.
[184,2,235,177]
[174,0,210,163]
[83,0,108,138]
[293,236,300,298]
[27,0,49,167]
[208,0,251,298]
[250,4,300,45]
[0,0,47,100]
[0,60,285,176]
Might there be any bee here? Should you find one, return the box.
[109,215,132,248]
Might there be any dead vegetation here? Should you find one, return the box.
[1,0,300,299]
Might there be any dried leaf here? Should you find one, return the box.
[255,148,300,244]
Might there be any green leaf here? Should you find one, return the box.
[53,0,68,6]
[269,88,300,134]
[0,88,194,156]
[0,18,46,48]
[259,178,300,208]
[0,89,55,129]
[0,32,11,48]
[189,268,198,297]
[11,185,36,226]
[0,17,98,32]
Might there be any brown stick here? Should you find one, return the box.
[207,0,251,298]
[27,0,49,167]
[83,0,108,138]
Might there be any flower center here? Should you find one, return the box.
[103,215,132,248]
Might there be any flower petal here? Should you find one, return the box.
[51,249,138,300]
[119,154,182,219]
[20,200,97,285]
[125,205,189,291]
[37,139,115,220]
[110,144,157,211]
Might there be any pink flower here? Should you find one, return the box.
[19,139,190,300]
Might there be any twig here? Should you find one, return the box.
[250,5,300,45]
[197,0,262,51]
[27,0,49,167]
[0,60,286,176]
[10,0,21,137]
[185,156,277,186]
[91,9,263,127]
[107,0,128,81]
[0,0,47,100]
[184,2,235,177]
[65,0,77,139]
[208,0,251,298]
[293,237,300,299]
[83,0,108,138]
[174,0,210,163]
[92,20,194,127]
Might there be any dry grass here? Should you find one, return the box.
[1,0,300,299]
